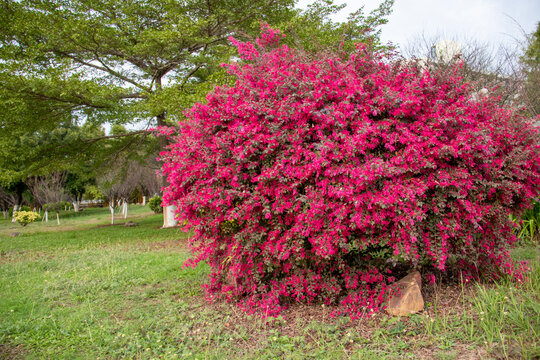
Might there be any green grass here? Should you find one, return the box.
[1,207,539,359]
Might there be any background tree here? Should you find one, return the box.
[521,22,540,118]
[97,161,142,224]
[0,0,394,226]
[404,34,526,105]
[65,171,94,212]
[2,181,29,221]
[280,0,393,53]
[0,187,16,219]
[27,172,69,224]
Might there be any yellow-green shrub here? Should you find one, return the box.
[14,211,41,227]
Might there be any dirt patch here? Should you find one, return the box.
[0,343,27,359]
[95,223,125,228]
[129,239,188,252]
[179,281,492,359]
[0,250,56,264]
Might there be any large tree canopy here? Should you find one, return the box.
[0,0,394,192]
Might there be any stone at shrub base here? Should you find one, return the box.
[386,271,424,316]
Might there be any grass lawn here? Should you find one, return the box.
[0,206,538,359]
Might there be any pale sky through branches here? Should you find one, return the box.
[297,0,540,51]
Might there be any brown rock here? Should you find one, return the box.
[386,271,424,316]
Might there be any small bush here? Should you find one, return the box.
[148,196,163,214]
[9,205,31,217]
[84,185,104,201]
[14,211,41,227]
[160,26,540,318]
[43,201,70,213]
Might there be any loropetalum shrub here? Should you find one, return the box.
[160,25,540,319]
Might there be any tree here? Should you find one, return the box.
[521,22,540,118]
[281,0,393,53]
[65,171,94,212]
[97,160,142,224]
[0,0,394,226]
[160,27,539,319]
[0,187,16,219]
[2,181,29,222]
[0,115,106,188]
[27,172,69,224]
[404,34,526,106]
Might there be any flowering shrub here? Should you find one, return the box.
[160,25,540,318]
[14,211,41,227]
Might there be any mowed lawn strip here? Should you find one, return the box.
[0,208,538,359]
[0,207,182,254]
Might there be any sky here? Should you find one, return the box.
[297,0,540,53]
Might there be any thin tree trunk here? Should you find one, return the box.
[122,199,128,219]
[11,204,19,222]
[142,196,147,206]
[56,211,60,225]
[2,210,8,219]
[109,198,115,225]
[155,76,177,228]
[44,210,48,222]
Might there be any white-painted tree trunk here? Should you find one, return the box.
[122,200,128,219]
[73,202,80,212]
[56,212,60,225]
[11,204,19,222]
[163,205,178,228]
[2,210,8,219]
[44,210,48,223]
[142,196,147,206]
[109,198,115,225]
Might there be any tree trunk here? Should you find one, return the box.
[11,204,19,222]
[142,196,147,206]
[109,198,115,225]
[56,211,60,225]
[11,187,24,222]
[122,199,128,219]
[2,210,8,219]
[44,210,48,222]
[73,202,80,212]
[154,76,177,228]
[163,205,178,228]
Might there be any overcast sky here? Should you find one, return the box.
[297,0,540,52]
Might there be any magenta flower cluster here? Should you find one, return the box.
[160,25,540,318]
